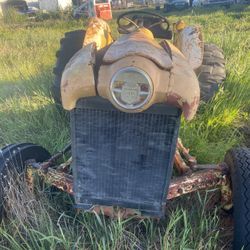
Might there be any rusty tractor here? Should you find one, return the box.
[0,11,249,249]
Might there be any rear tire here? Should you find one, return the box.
[0,143,51,220]
[196,43,226,102]
[52,30,86,105]
[225,147,250,250]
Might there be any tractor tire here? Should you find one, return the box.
[52,30,86,105]
[225,147,250,250]
[0,143,51,220]
[196,43,226,102]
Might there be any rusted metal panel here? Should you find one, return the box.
[176,138,197,167]
[220,174,233,210]
[92,206,142,218]
[27,166,74,195]
[167,167,227,200]
[27,161,231,217]
[174,149,191,174]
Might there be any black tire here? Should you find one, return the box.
[225,147,250,250]
[196,43,226,102]
[0,143,51,220]
[52,30,86,105]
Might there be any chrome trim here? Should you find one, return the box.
[110,67,153,111]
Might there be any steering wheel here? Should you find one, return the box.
[117,11,170,35]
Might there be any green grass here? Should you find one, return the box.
[0,4,249,249]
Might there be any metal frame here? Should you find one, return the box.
[26,138,233,218]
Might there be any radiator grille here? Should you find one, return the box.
[71,97,181,217]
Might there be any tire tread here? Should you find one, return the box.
[196,43,226,101]
[225,147,250,249]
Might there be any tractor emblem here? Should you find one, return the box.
[121,82,140,105]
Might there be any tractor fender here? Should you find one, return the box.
[166,42,200,120]
[61,43,96,110]
[174,25,204,70]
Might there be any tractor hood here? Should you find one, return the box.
[102,28,173,70]
[98,29,200,120]
[60,20,200,121]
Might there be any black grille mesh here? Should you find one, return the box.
[71,98,181,216]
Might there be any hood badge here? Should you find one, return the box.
[121,82,140,105]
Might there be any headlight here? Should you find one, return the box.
[110,67,153,110]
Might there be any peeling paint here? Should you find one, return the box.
[174,25,204,70]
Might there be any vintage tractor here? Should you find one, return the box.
[0,11,249,249]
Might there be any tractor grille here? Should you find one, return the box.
[71,97,181,217]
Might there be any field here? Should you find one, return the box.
[0,4,250,249]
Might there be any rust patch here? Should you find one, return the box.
[27,161,231,219]
[92,206,142,219]
[220,174,233,210]
[174,148,191,174]
[28,166,74,195]
[167,167,227,200]
[166,92,200,121]
[177,138,197,167]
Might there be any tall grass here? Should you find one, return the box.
[0,5,249,249]
[0,173,221,249]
